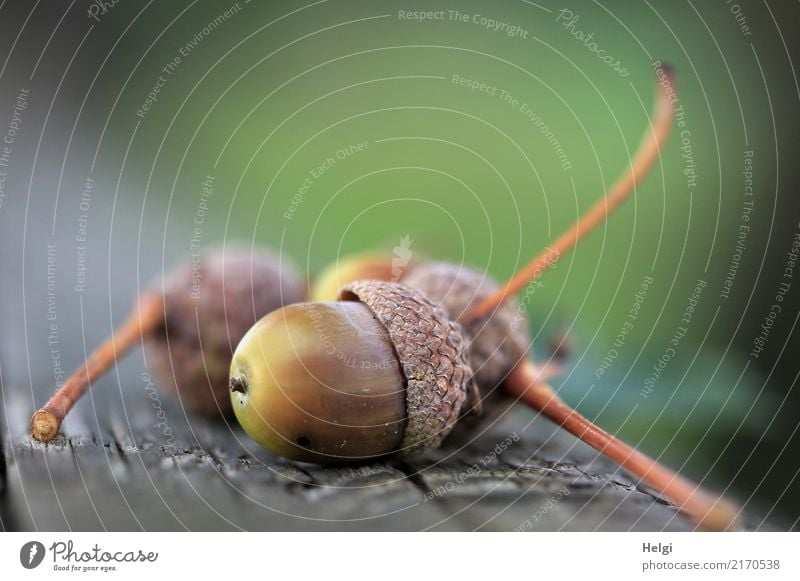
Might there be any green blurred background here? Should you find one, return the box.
[1,0,798,528]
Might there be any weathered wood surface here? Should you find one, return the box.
[1,376,703,531]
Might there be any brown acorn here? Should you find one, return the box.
[144,248,307,415]
[31,247,306,442]
[229,280,474,462]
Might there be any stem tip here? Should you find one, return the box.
[30,409,61,443]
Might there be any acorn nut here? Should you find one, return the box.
[229,280,473,463]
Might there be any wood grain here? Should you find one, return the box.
[1,376,696,531]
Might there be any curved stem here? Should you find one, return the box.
[506,360,740,531]
[30,293,163,442]
[466,66,676,322]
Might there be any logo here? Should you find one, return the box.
[391,235,414,280]
[20,541,45,569]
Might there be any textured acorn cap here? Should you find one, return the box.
[339,280,473,455]
[145,247,306,416]
[402,262,531,390]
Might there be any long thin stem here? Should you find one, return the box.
[506,360,740,531]
[466,66,675,322]
[30,293,163,443]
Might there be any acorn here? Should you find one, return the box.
[144,248,307,415]
[229,280,474,463]
[31,247,306,442]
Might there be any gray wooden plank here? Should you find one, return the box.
[1,375,702,531]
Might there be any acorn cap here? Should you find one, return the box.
[339,280,473,455]
[402,262,531,389]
